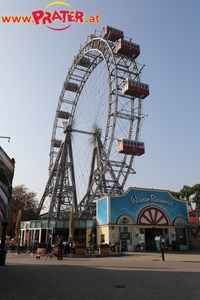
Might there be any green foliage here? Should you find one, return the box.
[191,184,200,208]
[169,191,180,199]
[7,185,39,238]
[170,183,200,208]
[180,185,193,200]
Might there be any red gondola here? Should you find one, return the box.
[117,138,145,156]
[101,25,124,42]
[122,79,149,99]
[115,39,140,59]
[77,57,90,67]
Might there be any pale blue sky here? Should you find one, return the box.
[1,0,200,203]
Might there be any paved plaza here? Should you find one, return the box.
[0,251,200,300]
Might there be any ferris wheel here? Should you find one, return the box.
[37,26,149,219]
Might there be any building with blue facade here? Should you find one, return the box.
[96,187,189,251]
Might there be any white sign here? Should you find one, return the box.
[130,194,173,207]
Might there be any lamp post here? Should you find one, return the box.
[17,234,20,254]
[92,234,95,253]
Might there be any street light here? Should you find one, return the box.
[92,234,95,253]
[17,235,20,254]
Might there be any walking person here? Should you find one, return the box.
[45,241,52,260]
[57,239,63,260]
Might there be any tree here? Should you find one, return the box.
[7,185,38,238]
[190,184,200,208]
[169,191,180,199]
[179,185,193,201]
[170,184,200,208]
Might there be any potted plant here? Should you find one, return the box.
[37,243,46,255]
[99,243,109,254]
[135,244,141,252]
[75,244,86,255]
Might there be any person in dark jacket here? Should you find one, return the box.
[57,239,63,260]
[45,241,52,260]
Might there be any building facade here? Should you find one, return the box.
[19,187,190,251]
[96,187,189,251]
[20,219,96,246]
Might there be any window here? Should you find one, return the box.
[175,228,187,245]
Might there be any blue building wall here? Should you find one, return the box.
[97,188,189,225]
[96,197,108,225]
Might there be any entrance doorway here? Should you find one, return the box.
[145,228,166,251]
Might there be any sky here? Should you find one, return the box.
[1,0,200,206]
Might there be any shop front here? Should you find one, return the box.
[20,219,96,247]
[96,187,189,251]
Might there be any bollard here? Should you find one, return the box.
[161,243,165,261]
